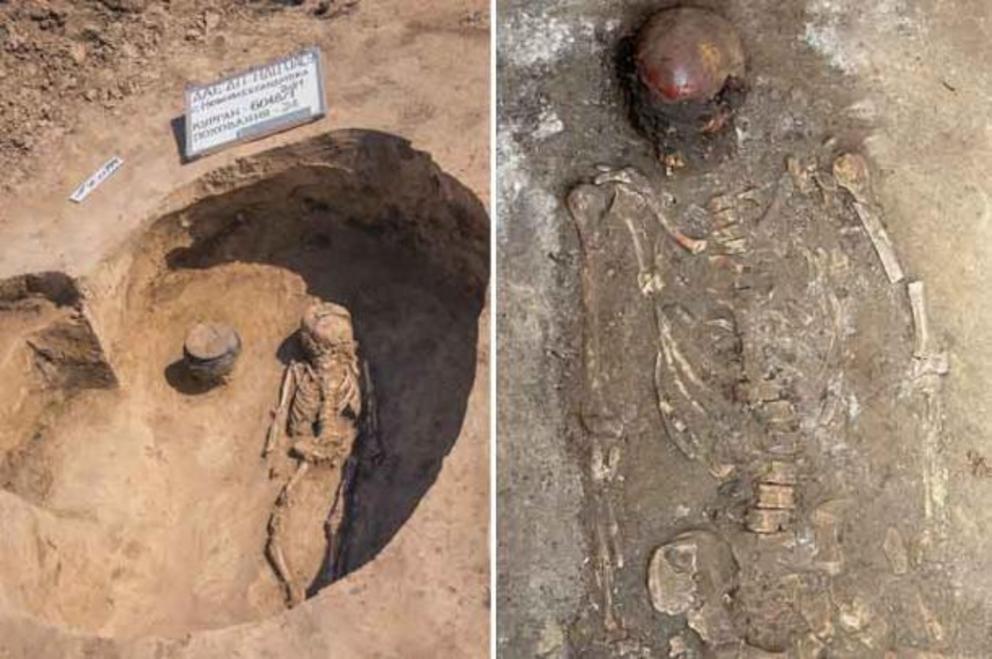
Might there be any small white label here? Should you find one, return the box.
[184,47,326,159]
[69,156,124,203]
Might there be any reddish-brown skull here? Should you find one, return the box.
[635,8,745,105]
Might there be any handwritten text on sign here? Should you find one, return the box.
[69,156,124,203]
[184,47,326,159]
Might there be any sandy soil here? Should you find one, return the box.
[0,2,490,658]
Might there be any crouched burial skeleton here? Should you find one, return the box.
[264,301,363,607]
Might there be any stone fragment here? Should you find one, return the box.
[204,10,221,31]
[68,42,87,64]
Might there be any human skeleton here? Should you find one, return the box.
[568,160,927,653]
[263,301,362,607]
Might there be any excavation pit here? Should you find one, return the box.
[0,131,488,639]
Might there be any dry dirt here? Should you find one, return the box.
[0,0,363,189]
[499,0,992,657]
[0,2,489,658]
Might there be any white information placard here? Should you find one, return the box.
[184,47,326,159]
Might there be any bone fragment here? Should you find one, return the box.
[591,441,621,483]
[288,362,321,437]
[278,461,311,505]
[908,281,931,357]
[648,530,738,646]
[833,154,904,283]
[908,281,950,378]
[787,155,814,195]
[755,483,795,510]
[593,166,707,254]
[264,363,297,457]
[913,353,950,379]
[746,508,791,534]
[266,507,305,607]
[833,153,871,204]
[853,202,905,284]
[594,500,620,632]
[323,458,354,581]
[614,186,665,295]
[763,460,798,485]
[811,500,847,575]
